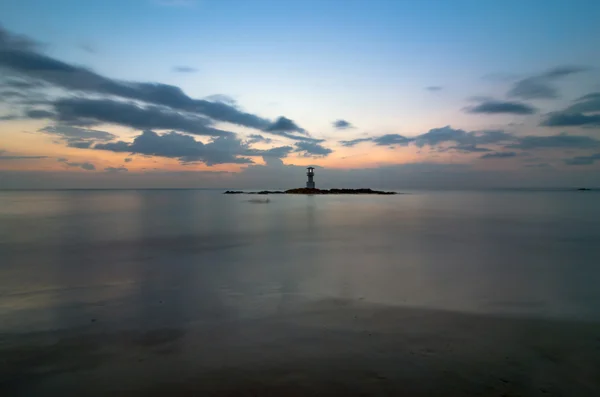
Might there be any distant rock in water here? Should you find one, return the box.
[225,188,397,195]
[286,188,396,195]
[577,188,592,191]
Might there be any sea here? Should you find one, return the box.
[1,188,600,334]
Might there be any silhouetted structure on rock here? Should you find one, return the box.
[306,167,315,189]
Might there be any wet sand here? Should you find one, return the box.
[2,299,600,397]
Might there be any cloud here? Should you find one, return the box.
[372,134,412,146]
[172,66,197,73]
[265,116,306,134]
[425,86,443,92]
[124,158,132,163]
[448,144,492,153]
[0,151,48,160]
[57,158,96,170]
[563,153,600,166]
[25,109,55,119]
[465,99,537,115]
[525,163,551,168]
[508,65,588,100]
[339,127,515,150]
[52,97,234,137]
[332,119,354,129]
[541,112,600,127]
[79,42,97,54]
[473,130,516,145]
[294,141,333,157]
[246,134,273,144]
[94,130,292,165]
[0,25,40,52]
[414,126,470,147]
[339,137,373,147]
[0,26,312,139]
[105,166,128,172]
[565,92,600,113]
[506,132,600,150]
[40,124,117,148]
[480,151,517,159]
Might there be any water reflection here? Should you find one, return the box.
[1,190,600,334]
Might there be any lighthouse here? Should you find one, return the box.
[306,167,315,189]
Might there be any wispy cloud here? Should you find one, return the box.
[508,65,589,100]
[332,119,354,130]
[480,152,517,159]
[172,66,197,73]
[465,99,537,115]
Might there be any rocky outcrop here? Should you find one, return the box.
[225,188,397,195]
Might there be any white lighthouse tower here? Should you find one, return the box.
[306,167,315,189]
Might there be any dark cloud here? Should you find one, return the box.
[525,163,551,168]
[332,119,354,129]
[466,100,537,115]
[1,90,26,99]
[248,145,294,162]
[1,26,311,139]
[541,112,600,127]
[124,158,132,163]
[425,86,443,92]
[339,137,373,147]
[565,92,600,114]
[265,116,306,134]
[25,109,54,119]
[480,151,517,159]
[246,134,273,144]
[294,141,333,157]
[57,158,96,170]
[172,66,197,73]
[373,134,412,146]
[94,130,250,165]
[105,166,128,172]
[0,25,40,51]
[448,144,492,153]
[68,141,92,149]
[340,128,515,149]
[40,124,117,148]
[563,153,600,166]
[414,126,470,147]
[473,130,515,145]
[506,133,600,150]
[508,66,588,100]
[0,150,48,160]
[52,97,234,137]
[94,130,292,165]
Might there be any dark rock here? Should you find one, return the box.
[285,188,397,195]
[224,188,398,195]
[577,188,592,191]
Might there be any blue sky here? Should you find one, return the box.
[1,0,600,188]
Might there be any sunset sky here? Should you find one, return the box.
[1,0,600,189]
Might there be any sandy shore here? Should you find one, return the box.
[2,299,600,396]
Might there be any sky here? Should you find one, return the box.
[1,0,600,189]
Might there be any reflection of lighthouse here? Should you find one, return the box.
[306,167,315,189]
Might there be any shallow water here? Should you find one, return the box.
[1,189,600,333]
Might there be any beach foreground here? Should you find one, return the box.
[2,299,599,397]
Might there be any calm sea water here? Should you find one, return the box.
[1,189,599,333]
